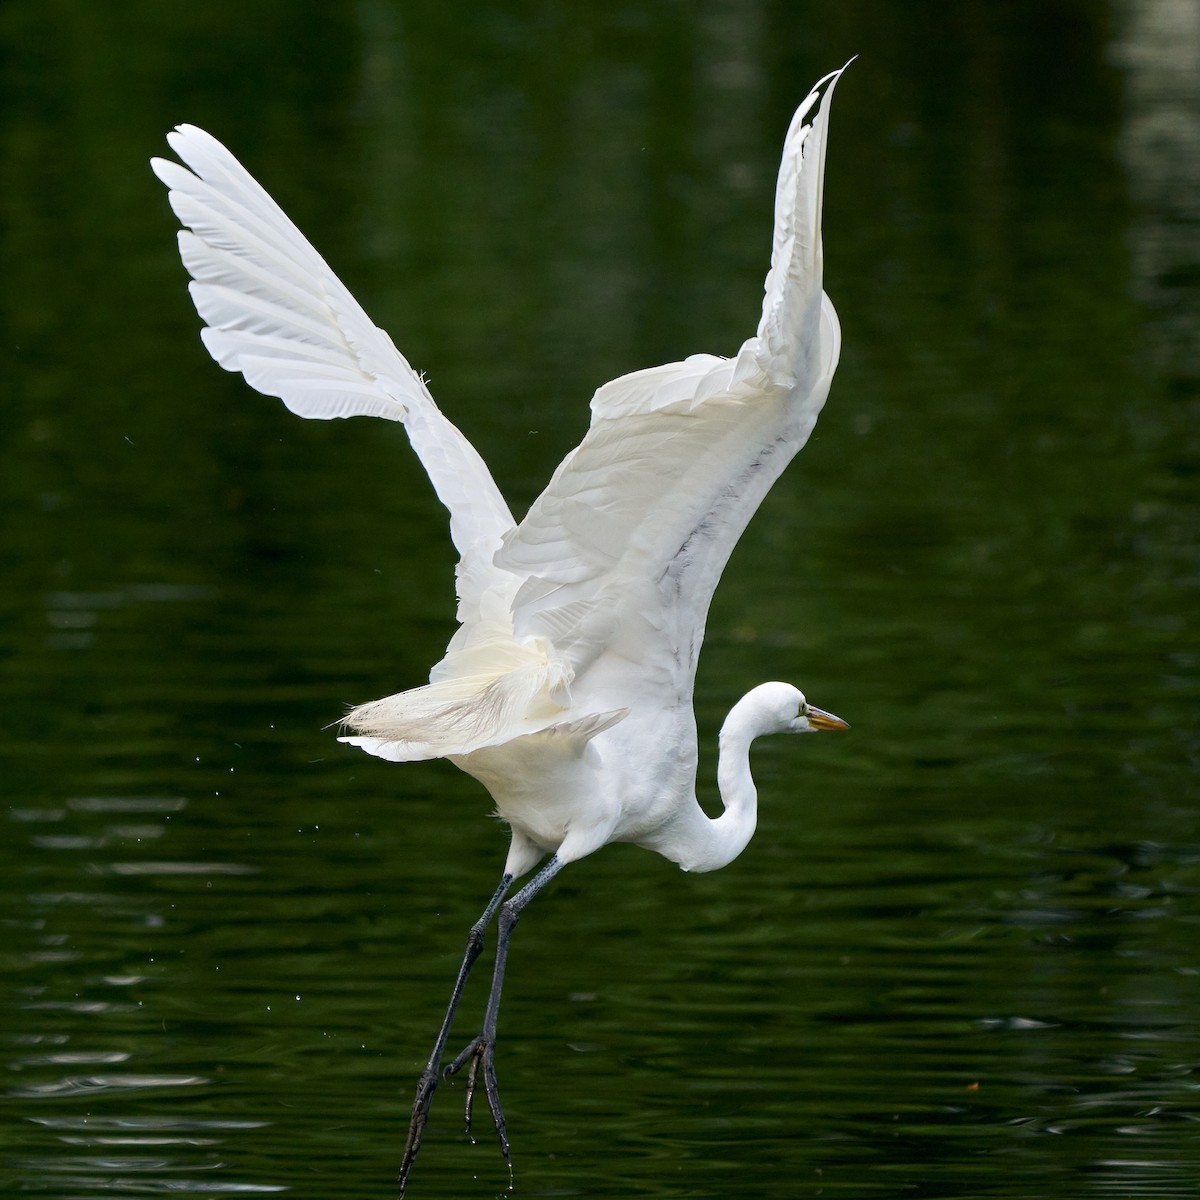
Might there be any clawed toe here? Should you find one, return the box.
[446,1036,509,1160]
[444,1035,483,1129]
[399,1067,440,1196]
[445,1034,483,1080]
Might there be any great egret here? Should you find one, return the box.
[154,64,849,1196]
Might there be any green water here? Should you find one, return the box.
[3,3,1198,1197]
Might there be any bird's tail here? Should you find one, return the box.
[340,668,553,762]
[341,676,626,764]
[339,626,581,762]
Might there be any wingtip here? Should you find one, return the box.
[811,57,854,113]
[168,122,205,144]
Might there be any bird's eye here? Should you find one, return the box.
[798,702,809,717]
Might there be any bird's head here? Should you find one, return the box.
[733,681,850,738]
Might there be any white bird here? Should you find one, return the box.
[153,64,849,1196]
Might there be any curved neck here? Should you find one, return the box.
[667,715,760,874]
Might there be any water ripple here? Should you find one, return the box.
[14,1050,131,1067]
[68,797,189,814]
[13,1173,284,1194]
[30,1117,268,1132]
[100,862,257,877]
[11,1072,210,1098]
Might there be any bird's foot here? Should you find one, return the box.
[445,1035,510,1162]
[398,1064,440,1197]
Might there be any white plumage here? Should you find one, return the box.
[154,64,849,1195]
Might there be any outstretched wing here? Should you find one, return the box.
[494,67,845,706]
[151,126,515,621]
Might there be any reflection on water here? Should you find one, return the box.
[1117,0,1200,385]
[2,2,1198,1198]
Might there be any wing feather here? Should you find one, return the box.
[496,68,846,704]
[152,125,515,620]
[755,65,847,386]
[154,67,845,761]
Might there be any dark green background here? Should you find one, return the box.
[2,3,1197,1197]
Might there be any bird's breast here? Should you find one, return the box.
[456,709,697,860]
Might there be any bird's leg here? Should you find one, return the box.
[398,871,513,1198]
[445,854,565,1164]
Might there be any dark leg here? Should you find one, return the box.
[398,871,513,1198]
[445,854,566,1164]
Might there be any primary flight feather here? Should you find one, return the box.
[154,63,849,1197]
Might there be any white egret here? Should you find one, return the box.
[154,64,849,1196]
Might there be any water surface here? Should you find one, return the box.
[2,3,1198,1197]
